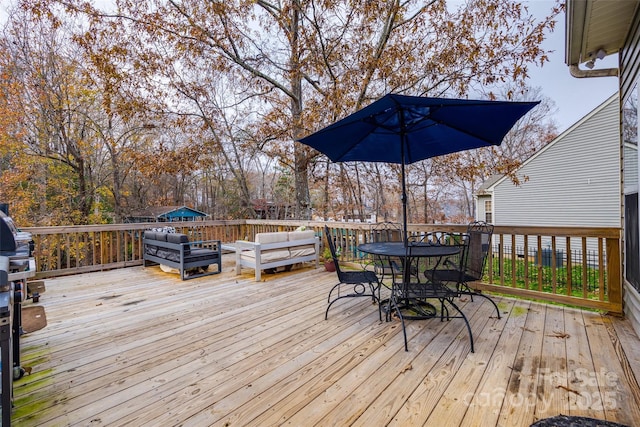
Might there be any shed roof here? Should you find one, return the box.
[127,206,208,222]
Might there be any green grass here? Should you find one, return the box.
[486,258,606,301]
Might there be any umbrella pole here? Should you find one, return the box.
[397,104,409,247]
[401,162,408,247]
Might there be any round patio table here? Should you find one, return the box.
[358,242,460,259]
[358,242,460,319]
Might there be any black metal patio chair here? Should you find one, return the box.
[324,226,381,320]
[429,221,501,319]
[389,234,475,352]
[366,221,403,277]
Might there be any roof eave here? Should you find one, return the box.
[565,0,639,68]
[565,0,587,65]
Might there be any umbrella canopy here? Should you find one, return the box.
[298,93,539,244]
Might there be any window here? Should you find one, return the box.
[623,83,640,291]
[484,200,492,223]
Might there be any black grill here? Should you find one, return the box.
[0,206,35,425]
[0,210,33,258]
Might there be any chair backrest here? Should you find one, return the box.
[370,222,402,243]
[412,232,469,282]
[465,221,494,280]
[324,225,345,276]
[368,222,403,276]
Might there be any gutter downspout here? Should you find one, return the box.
[569,64,619,78]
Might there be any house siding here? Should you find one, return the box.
[493,96,620,228]
[625,282,640,338]
[621,7,640,335]
[624,143,639,192]
[621,7,640,104]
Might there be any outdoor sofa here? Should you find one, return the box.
[234,230,319,281]
[143,231,222,280]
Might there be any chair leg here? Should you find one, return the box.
[372,282,382,321]
[326,281,382,320]
[378,283,393,322]
[325,291,360,320]
[325,282,346,319]
[473,292,501,319]
[327,282,341,304]
[459,283,501,319]
[389,295,408,351]
[445,299,474,353]
[325,295,339,320]
[381,297,393,322]
[439,299,449,321]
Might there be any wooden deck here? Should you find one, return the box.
[12,256,640,426]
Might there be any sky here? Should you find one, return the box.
[525,0,619,133]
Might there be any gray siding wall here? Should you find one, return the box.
[624,143,639,192]
[493,96,620,227]
[621,7,640,104]
[621,8,640,336]
[626,276,640,338]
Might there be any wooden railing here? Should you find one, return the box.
[482,225,621,314]
[21,220,622,314]
[23,221,245,277]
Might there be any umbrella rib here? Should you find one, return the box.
[428,116,499,145]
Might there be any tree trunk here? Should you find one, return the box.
[290,0,310,219]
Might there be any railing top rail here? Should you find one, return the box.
[249,221,621,238]
[21,220,620,239]
[491,225,621,239]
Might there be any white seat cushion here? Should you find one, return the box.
[253,232,290,262]
[288,230,316,257]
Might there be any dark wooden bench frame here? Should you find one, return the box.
[143,232,222,281]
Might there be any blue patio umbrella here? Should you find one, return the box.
[298,93,539,245]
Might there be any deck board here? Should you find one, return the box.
[11,258,640,426]
[535,305,569,420]
[502,302,550,425]
[564,309,600,419]
[460,299,530,427]
[584,314,640,425]
[386,299,494,427]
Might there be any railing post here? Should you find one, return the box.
[606,236,622,312]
